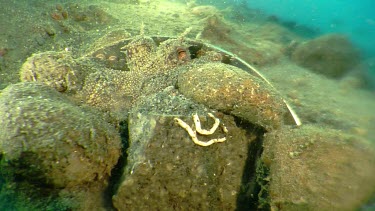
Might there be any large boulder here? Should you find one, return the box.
[291,34,361,78]
[19,51,84,93]
[112,88,266,210]
[0,82,121,208]
[262,125,375,210]
[177,62,291,130]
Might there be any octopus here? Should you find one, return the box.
[20,27,300,129]
[80,29,195,113]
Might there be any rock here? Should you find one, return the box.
[19,51,83,93]
[190,5,221,17]
[200,15,232,44]
[177,62,290,130]
[291,34,361,78]
[200,15,284,66]
[262,125,375,210]
[112,90,266,210]
[0,82,121,207]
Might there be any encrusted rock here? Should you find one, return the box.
[200,15,284,66]
[291,34,361,78]
[262,125,375,210]
[177,62,288,130]
[112,106,264,210]
[0,82,121,189]
[19,51,83,93]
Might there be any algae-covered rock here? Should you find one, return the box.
[111,88,267,210]
[0,82,121,189]
[177,62,289,130]
[262,125,375,210]
[200,15,284,66]
[19,51,83,93]
[113,109,264,210]
[291,34,360,78]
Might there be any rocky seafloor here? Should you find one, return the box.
[0,0,374,210]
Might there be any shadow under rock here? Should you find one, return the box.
[234,117,270,211]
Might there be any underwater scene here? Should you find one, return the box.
[0,0,374,210]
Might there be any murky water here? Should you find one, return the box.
[0,0,374,210]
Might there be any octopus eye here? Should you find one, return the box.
[126,49,132,59]
[177,48,188,61]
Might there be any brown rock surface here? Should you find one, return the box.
[0,82,122,209]
[112,110,265,210]
[291,34,361,78]
[262,125,375,210]
[19,51,83,93]
[200,15,284,66]
[178,62,290,130]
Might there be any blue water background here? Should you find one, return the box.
[246,0,375,84]
[244,0,375,58]
[202,0,375,85]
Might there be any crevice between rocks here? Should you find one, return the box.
[105,120,130,209]
[234,117,270,211]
